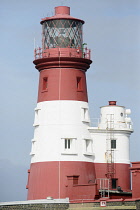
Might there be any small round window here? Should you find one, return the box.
[120,113,123,117]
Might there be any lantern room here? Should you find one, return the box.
[41,6,84,50]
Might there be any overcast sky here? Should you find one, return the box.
[0,0,140,202]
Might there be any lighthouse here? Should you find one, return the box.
[26,6,94,200]
[26,5,133,202]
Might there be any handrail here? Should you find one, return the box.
[34,46,91,60]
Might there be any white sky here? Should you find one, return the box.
[0,0,140,202]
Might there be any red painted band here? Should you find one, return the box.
[27,161,130,200]
[27,161,96,200]
[37,68,88,102]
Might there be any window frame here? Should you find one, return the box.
[33,107,41,127]
[61,138,77,155]
[42,77,48,92]
[111,139,116,149]
[76,77,83,92]
[83,139,94,156]
[81,107,90,123]
[30,141,36,156]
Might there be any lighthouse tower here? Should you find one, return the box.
[26,6,94,200]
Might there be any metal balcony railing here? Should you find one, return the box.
[34,47,91,60]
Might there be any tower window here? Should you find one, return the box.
[30,141,36,156]
[111,139,116,149]
[76,77,82,91]
[84,108,88,120]
[33,109,40,126]
[81,107,89,122]
[83,139,93,155]
[65,139,71,149]
[61,138,77,155]
[43,77,48,90]
[86,140,92,152]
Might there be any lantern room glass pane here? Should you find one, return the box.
[42,19,83,49]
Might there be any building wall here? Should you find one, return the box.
[90,132,130,164]
[130,162,140,199]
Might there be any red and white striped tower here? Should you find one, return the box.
[26,6,94,200]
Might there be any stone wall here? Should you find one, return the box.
[0,199,69,210]
[0,203,69,209]
[0,199,138,209]
[136,199,140,210]
[69,200,136,210]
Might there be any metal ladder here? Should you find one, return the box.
[106,114,115,189]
